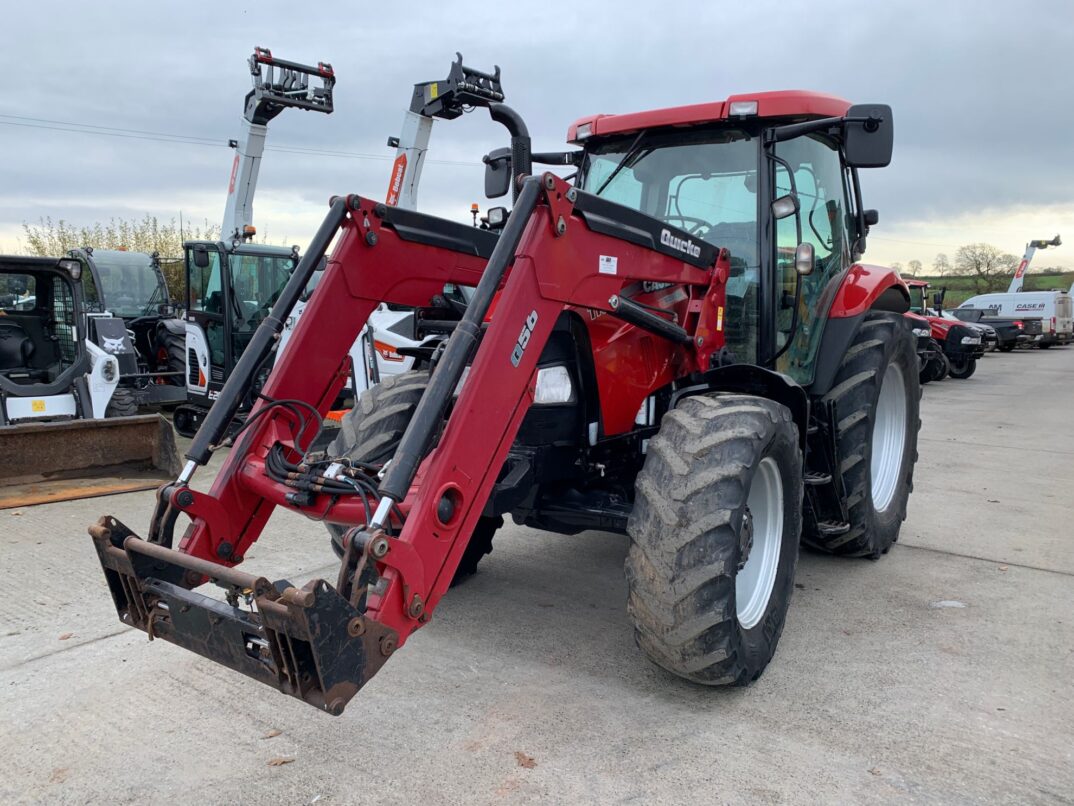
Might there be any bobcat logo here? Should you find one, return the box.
[102,336,126,354]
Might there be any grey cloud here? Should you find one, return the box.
[2,0,1071,251]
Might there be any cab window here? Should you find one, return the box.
[187,248,223,313]
[773,135,850,384]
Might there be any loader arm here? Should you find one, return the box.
[90,175,728,714]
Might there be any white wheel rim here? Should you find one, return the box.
[870,362,907,513]
[736,457,783,630]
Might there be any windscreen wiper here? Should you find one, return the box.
[593,130,649,197]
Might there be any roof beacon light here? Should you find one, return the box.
[575,122,593,140]
[729,100,758,116]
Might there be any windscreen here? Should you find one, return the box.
[580,128,761,362]
[91,250,168,318]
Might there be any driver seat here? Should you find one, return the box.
[0,321,36,374]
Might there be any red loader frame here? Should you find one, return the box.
[90,174,731,714]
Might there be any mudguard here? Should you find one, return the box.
[811,265,910,396]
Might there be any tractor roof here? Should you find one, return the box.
[567,90,851,143]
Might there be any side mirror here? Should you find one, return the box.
[863,209,879,227]
[483,147,512,199]
[794,242,815,276]
[843,104,894,168]
[932,289,946,310]
[771,194,800,220]
[192,244,210,269]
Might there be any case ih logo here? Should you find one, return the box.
[1014,259,1029,279]
[660,229,701,259]
[1015,302,1046,311]
[386,154,407,206]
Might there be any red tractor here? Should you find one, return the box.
[906,279,985,379]
[89,89,919,715]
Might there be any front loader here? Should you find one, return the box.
[90,91,917,714]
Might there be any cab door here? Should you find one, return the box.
[185,245,227,398]
[771,135,852,385]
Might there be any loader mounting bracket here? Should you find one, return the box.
[89,516,396,715]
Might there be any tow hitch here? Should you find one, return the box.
[89,516,396,715]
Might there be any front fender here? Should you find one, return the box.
[670,364,809,451]
[829,264,909,318]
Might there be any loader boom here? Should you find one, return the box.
[385,53,509,209]
[91,174,727,713]
[221,48,335,241]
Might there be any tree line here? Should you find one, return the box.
[890,244,1067,294]
[14,216,1062,299]
[19,215,221,301]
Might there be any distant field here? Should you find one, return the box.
[910,272,1074,306]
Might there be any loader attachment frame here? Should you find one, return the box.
[90,174,729,714]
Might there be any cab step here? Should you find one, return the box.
[816,520,851,536]
[804,471,833,486]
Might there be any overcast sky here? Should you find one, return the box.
[2,0,1071,271]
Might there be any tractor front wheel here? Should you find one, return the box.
[626,394,802,685]
[324,369,501,586]
[947,357,977,379]
[809,312,920,558]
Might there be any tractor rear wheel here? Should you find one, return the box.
[808,312,920,558]
[626,394,802,685]
[324,369,501,586]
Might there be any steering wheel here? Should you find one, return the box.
[663,216,711,238]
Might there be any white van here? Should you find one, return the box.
[958,290,1073,347]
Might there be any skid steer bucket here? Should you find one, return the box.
[0,415,181,509]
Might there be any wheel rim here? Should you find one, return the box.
[870,362,907,513]
[736,456,783,630]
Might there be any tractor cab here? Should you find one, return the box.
[567,92,890,387]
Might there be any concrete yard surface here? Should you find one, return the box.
[1,347,1072,805]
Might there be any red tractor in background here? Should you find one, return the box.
[89,85,919,715]
[904,310,948,383]
[906,279,985,379]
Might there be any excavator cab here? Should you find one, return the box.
[175,241,297,436]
